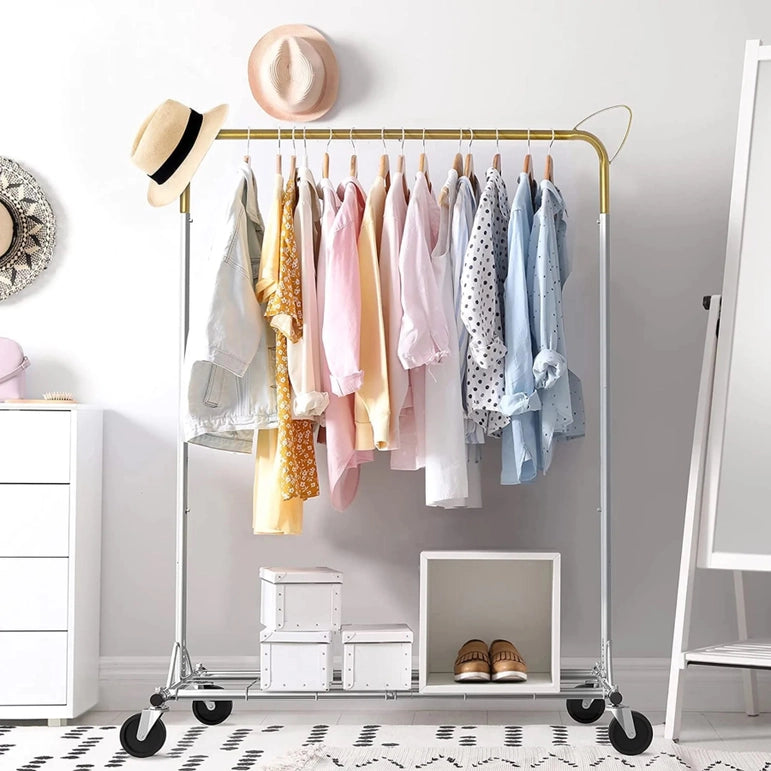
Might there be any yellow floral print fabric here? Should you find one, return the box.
[266,177,320,502]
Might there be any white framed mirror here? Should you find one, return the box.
[699,40,771,570]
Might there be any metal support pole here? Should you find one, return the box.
[599,212,614,689]
[174,185,191,683]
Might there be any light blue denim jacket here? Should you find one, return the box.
[182,163,277,452]
[501,173,540,484]
[527,180,584,472]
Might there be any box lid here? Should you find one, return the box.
[259,567,343,584]
[260,629,332,643]
[341,624,413,643]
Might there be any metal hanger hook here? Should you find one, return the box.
[277,128,281,155]
[573,103,633,164]
[302,127,308,166]
[381,127,387,152]
[422,127,426,154]
[400,128,406,153]
[458,128,463,154]
[468,127,474,151]
[350,126,356,155]
[326,127,333,152]
[246,126,251,159]
[548,128,555,152]
[527,128,531,154]
[292,126,297,155]
[495,128,500,153]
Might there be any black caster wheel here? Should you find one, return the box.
[119,712,167,758]
[192,684,233,726]
[566,684,606,724]
[608,710,653,755]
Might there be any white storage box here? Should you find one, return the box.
[342,624,413,691]
[260,567,342,631]
[420,551,561,695]
[260,630,331,691]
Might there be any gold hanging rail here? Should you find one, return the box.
[203,128,610,214]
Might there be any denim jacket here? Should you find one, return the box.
[182,162,277,452]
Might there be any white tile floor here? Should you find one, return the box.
[60,709,771,750]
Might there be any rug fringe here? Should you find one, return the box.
[258,743,327,770]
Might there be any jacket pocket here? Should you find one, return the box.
[203,366,225,408]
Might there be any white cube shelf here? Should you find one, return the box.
[342,624,413,691]
[260,629,331,691]
[419,551,560,695]
[259,567,342,632]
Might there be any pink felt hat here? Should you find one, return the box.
[248,25,339,122]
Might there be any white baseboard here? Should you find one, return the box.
[99,656,770,713]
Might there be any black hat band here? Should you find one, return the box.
[149,109,203,185]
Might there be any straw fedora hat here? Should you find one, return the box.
[248,25,339,122]
[131,99,229,207]
[0,157,56,301]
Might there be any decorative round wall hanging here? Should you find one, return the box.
[0,157,56,301]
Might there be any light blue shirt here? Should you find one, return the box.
[527,179,584,472]
[501,173,540,484]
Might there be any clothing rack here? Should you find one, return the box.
[120,126,653,758]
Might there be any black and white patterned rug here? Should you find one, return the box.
[0,723,766,770]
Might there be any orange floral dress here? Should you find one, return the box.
[265,176,320,502]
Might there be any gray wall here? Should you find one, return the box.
[1,0,770,669]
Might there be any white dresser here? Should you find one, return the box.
[0,405,102,724]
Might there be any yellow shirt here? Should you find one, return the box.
[354,174,390,450]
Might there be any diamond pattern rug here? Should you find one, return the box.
[0,723,766,770]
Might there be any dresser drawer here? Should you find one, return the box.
[0,558,68,630]
[0,632,67,705]
[0,485,70,556]
[0,411,71,483]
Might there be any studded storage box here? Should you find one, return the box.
[259,567,342,632]
[260,629,332,692]
[342,624,413,691]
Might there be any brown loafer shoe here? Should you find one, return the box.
[453,639,491,682]
[489,639,527,682]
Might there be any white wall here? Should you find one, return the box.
[2,0,771,704]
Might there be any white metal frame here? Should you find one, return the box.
[699,39,771,572]
[128,125,645,750]
[665,296,759,740]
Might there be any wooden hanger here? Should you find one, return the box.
[321,128,332,178]
[544,129,555,182]
[492,129,501,172]
[378,128,390,189]
[243,127,252,164]
[522,129,533,181]
[418,129,431,191]
[396,130,410,200]
[463,128,474,178]
[287,128,297,181]
[349,128,358,178]
[451,129,463,175]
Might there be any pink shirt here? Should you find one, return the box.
[321,177,367,397]
[397,172,448,368]
[317,178,373,510]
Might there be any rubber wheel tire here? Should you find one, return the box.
[119,712,167,758]
[192,684,233,726]
[608,711,653,755]
[566,691,606,724]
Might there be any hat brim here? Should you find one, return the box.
[147,104,229,207]
[247,25,339,123]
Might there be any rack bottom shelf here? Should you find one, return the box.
[421,671,558,696]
